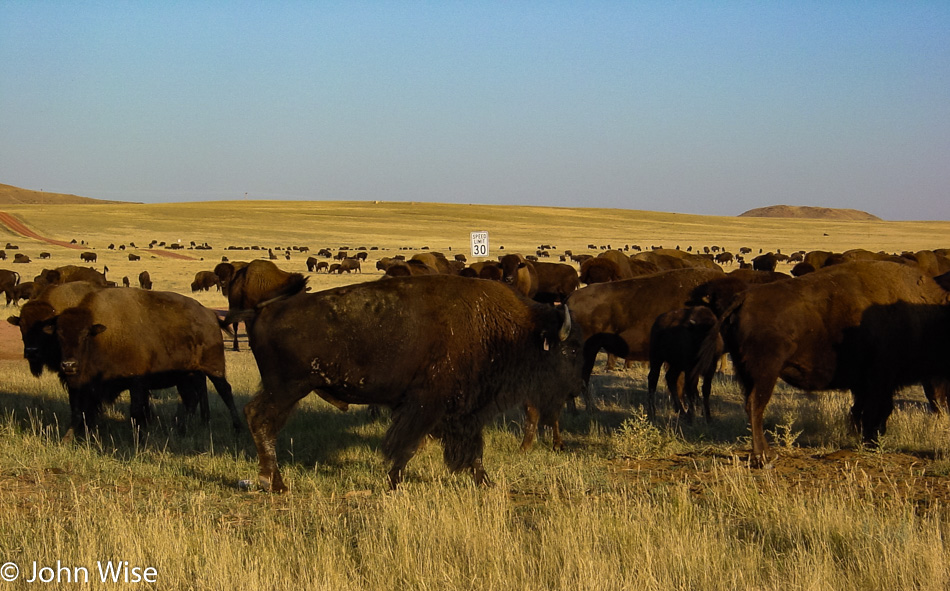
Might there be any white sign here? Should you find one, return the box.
[470,231,489,258]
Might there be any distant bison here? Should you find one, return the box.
[138,271,152,290]
[191,270,220,292]
[80,252,97,263]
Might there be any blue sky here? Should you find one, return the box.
[1,1,948,220]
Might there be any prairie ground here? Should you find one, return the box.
[0,201,947,590]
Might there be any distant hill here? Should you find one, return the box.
[0,183,131,205]
[738,205,882,221]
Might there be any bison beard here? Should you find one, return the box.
[238,274,583,491]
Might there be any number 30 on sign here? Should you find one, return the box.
[470,231,489,258]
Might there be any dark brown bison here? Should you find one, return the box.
[0,269,20,305]
[9,281,37,306]
[306,256,318,272]
[80,251,97,263]
[647,306,722,423]
[213,261,248,297]
[579,257,623,285]
[128,253,141,261]
[190,270,220,292]
[50,288,242,438]
[138,271,152,290]
[13,253,30,264]
[566,267,725,385]
[532,261,580,304]
[701,262,950,467]
[232,274,584,491]
[224,260,307,351]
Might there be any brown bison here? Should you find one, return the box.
[499,254,539,298]
[232,274,584,491]
[0,269,20,305]
[647,306,722,423]
[532,261,580,303]
[50,288,242,438]
[701,262,950,467]
[8,281,107,378]
[138,270,152,290]
[191,270,220,292]
[34,266,109,291]
[566,267,725,385]
[224,260,307,351]
[80,251,97,263]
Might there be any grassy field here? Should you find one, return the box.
[0,201,948,590]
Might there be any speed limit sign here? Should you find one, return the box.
[470,231,489,258]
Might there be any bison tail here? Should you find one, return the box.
[221,309,255,331]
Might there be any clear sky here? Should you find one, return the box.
[1,2,948,220]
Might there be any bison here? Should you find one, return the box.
[191,270,220,292]
[50,288,243,438]
[224,260,307,351]
[499,254,539,298]
[231,274,584,491]
[700,261,950,467]
[532,261,580,304]
[138,270,152,290]
[0,269,20,305]
[80,251,97,263]
[566,267,725,386]
[647,306,722,423]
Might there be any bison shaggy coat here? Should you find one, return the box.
[238,274,584,491]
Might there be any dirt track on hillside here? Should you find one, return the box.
[0,211,195,260]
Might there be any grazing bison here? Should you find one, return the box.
[647,306,722,423]
[701,262,950,467]
[306,256,318,272]
[224,260,307,351]
[233,274,584,491]
[190,270,220,292]
[51,288,242,437]
[339,258,361,273]
[80,251,97,263]
[138,271,152,290]
[567,267,725,384]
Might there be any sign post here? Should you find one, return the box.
[470,231,489,259]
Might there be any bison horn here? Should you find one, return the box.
[558,304,572,341]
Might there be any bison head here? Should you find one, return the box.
[7,301,60,377]
[54,308,106,380]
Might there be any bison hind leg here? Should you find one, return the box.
[244,385,310,493]
[383,403,444,488]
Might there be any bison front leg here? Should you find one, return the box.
[383,405,442,489]
[520,402,540,452]
[440,418,493,487]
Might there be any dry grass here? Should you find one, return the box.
[0,201,948,589]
